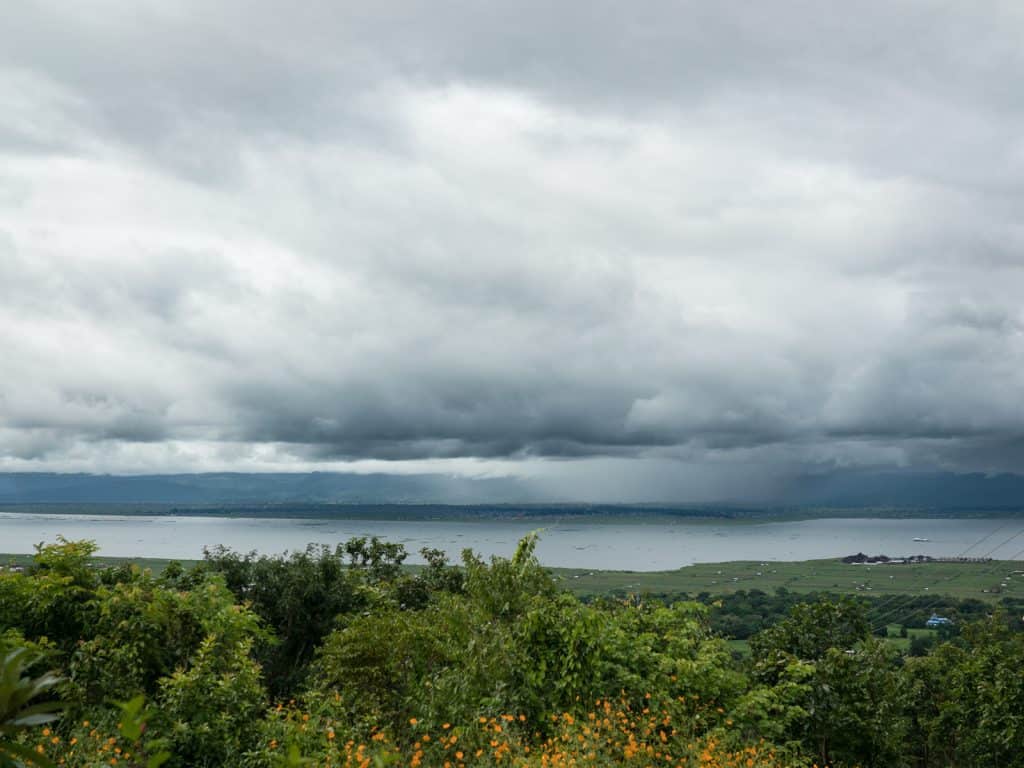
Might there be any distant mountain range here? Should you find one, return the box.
[0,472,534,506]
[1,470,1023,511]
[780,469,1024,510]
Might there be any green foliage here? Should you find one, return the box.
[114,695,171,768]
[316,600,462,726]
[731,659,813,746]
[340,537,407,584]
[201,542,374,694]
[904,614,1024,767]
[315,536,577,731]
[3,536,1023,768]
[750,596,870,667]
[461,534,556,619]
[0,648,63,768]
[272,744,313,767]
[0,541,100,649]
[418,547,466,595]
[745,599,911,767]
[65,576,266,707]
[29,539,99,588]
[804,639,909,768]
[155,636,266,767]
[315,535,745,743]
[392,548,465,610]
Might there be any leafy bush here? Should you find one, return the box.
[154,636,266,767]
[0,647,63,768]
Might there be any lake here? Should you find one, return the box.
[2,512,1023,570]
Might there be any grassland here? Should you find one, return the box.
[882,624,939,652]
[551,558,1024,602]
[0,552,198,574]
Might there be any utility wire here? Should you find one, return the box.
[868,523,1024,633]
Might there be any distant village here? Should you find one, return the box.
[842,553,993,565]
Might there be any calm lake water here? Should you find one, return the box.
[2,513,1023,570]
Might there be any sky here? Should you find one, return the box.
[2,1,1024,501]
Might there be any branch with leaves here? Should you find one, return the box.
[0,648,63,768]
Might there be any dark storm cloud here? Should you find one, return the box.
[2,0,1024,492]
[7,2,1023,185]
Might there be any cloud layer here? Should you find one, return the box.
[2,1,1024,497]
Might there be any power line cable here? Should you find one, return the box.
[866,519,1024,631]
[869,523,1024,632]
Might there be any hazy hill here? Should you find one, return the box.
[1,470,1024,511]
[0,472,534,505]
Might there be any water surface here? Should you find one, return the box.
[2,513,1022,570]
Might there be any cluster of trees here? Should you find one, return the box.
[1,536,1023,768]
[673,589,1020,641]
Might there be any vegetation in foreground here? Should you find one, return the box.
[1,537,1023,768]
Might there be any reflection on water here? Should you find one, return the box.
[0,513,1021,571]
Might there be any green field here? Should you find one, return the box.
[881,624,939,651]
[552,558,1024,601]
[4,551,1022,601]
[0,552,199,574]
[724,625,939,657]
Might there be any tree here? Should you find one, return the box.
[804,639,909,768]
[201,543,369,694]
[748,598,906,767]
[750,597,870,668]
[905,614,1024,767]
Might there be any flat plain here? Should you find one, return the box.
[551,558,1024,601]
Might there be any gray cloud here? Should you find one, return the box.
[1,1,1023,496]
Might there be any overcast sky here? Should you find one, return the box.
[2,1,1023,500]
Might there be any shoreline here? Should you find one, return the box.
[2,503,1023,525]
